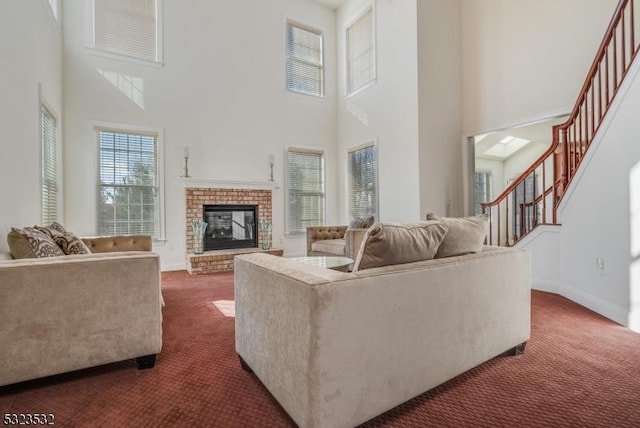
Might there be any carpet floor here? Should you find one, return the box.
[1,271,640,427]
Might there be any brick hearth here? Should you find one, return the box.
[184,185,279,274]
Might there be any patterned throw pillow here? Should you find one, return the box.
[35,224,91,255]
[7,227,66,258]
[52,232,92,255]
[348,215,375,230]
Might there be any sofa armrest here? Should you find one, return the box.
[82,235,151,253]
[0,252,162,386]
[306,226,347,255]
[344,228,368,260]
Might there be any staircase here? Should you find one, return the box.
[482,0,639,246]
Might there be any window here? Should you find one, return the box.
[474,171,492,216]
[286,148,325,234]
[97,128,162,239]
[348,143,378,220]
[41,105,58,224]
[346,7,375,94]
[89,0,162,64]
[285,21,324,97]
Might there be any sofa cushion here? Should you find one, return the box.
[425,213,489,258]
[7,227,65,259]
[311,238,346,256]
[352,221,448,272]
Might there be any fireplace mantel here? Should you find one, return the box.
[180,177,278,190]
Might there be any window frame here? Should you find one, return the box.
[345,4,376,96]
[347,142,379,221]
[285,147,326,235]
[85,0,164,68]
[40,101,60,225]
[474,170,492,216]
[285,19,325,98]
[94,122,165,241]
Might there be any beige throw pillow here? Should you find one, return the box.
[425,213,489,258]
[352,221,448,272]
[7,227,66,259]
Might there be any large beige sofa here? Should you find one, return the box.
[235,245,530,427]
[0,236,163,387]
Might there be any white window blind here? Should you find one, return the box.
[93,0,159,62]
[286,149,325,234]
[348,144,378,221]
[41,105,58,225]
[97,129,159,238]
[286,21,324,97]
[347,7,375,94]
[475,171,492,216]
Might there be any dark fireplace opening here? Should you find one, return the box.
[203,204,258,251]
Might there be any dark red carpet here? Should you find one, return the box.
[1,271,640,427]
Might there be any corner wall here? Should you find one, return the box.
[0,0,62,251]
[417,0,463,217]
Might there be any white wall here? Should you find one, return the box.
[462,0,617,135]
[336,0,421,223]
[556,58,640,327]
[62,0,337,268]
[503,142,548,183]
[0,0,62,252]
[417,0,463,218]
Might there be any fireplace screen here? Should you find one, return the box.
[203,205,258,251]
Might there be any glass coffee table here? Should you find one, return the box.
[288,256,354,272]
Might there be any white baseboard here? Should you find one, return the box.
[532,278,560,293]
[558,283,628,326]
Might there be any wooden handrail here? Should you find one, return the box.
[482,0,639,245]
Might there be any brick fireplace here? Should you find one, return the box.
[183,179,282,274]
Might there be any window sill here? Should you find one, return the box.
[85,47,164,69]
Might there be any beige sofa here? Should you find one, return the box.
[306,225,368,260]
[235,246,530,427]
[0,236,163,387]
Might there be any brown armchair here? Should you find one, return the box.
[306,225,368,260]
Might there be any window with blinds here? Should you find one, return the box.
[97,129,159,238]
[348,144,378,221]
[475,171,492,216]
[91,0,161,63]
[286,148,325,234]
[285,21,324,97]
[41,105,58,225]
[346,7,375,94]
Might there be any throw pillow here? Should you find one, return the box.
[425,213,489,258]
[348,215,375,230]
[7,227,66,259]
[53,232,92,255]
[35,224,91,255]
[352,221,448,272]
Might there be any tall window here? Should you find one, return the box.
[41,105,58,224]
[89,0,162,63]
[346,7,375,94]
[285,21,324,97]
[348,143,378,220]
[475,171,492,216]
[97,128,160,238]
[286,148,325,234]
